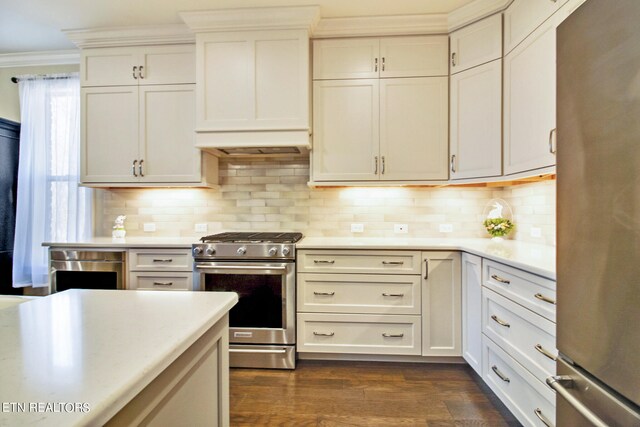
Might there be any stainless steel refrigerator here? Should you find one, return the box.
[554,0,640,425]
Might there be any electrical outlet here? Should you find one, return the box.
[351,223,364,233]
[143,223,156,232]
[439,224,453,233]
[530,227,542,238]
[195,223,208,233]
[394,224,408,234]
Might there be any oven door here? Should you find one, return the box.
[193,261,295,345]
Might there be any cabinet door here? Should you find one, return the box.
[462,253,482,375]
[313,38,379,80]
[197,30,308,131]
[81,47,138,87]
[81,86,139,183]
[450,60,502,180]
[380,77,448,181]
[503,0,567,55]
[421,251,461,356]
[450,14,502,74]
[379,36,448,78]
[139,45,195,85]
[139,85,201,182]
[312,80,379,182]
[503,13,559,176]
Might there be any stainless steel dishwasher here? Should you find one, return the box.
[49,249,126,292]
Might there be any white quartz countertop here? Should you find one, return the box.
[42,237,197,248]
[0,289,238,426]
[297,237,556,279]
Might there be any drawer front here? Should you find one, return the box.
[483,287,556,385]
[297,313,421,355]
[297,250,422,274]
[129,249,192,271]
[297,273,420,315]
[129,272,193,291]
[483,259,556,322]
[483,337,556,427]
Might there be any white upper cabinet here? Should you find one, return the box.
[450,13,502,74]
[81,45,195,87]
[196,30,309,132]
[313,36,448,80]
[503,0,568,55]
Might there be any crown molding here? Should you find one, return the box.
[180,6,321,34]
[313,14,448,38]
[64,24,194,48]
[448,0,512,32]
[0,50,79,68]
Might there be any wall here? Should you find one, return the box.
[0,64,79,122]
[95,157,557,246]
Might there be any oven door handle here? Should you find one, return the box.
[195,265,287,274]
[229,348,287,354]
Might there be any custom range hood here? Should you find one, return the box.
[181,6,319,156]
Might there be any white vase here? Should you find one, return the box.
[112,229,126,239]
[491,236,504,242]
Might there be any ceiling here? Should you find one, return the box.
[0,0,475,54]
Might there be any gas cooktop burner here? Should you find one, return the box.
[200,232,303,244]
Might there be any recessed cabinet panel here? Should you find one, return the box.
[312,80,379,181]
[313,39,379,80]
[380,77,448,181]
[82,49,137,87]
[504,0,567,55]
[380,36,448,78]
[450,14,502,74]
[81,87,139,182]
[450,60,502,180]
[141,45,195,85]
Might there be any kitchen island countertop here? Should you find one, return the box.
[0,289,237,426]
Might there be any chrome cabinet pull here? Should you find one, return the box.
[139,159,144,177]
[374,57,378,72]
[374,156,379,174]
[132,66,138,79]
[152,259,173,263]
[534,408,553,427]
[382,261,404,265]
[491,274,511,284]
[132,159,138,177]
[424,258,429,279]
[547,376,608,427]
[535,344,557,361]
[382,333,404,338]
[382,293,404,297]
[381,57,385,71]
[381,156,385,174]
[535,293,556,305]
[491,365,510,383]
[313,260,335,264]
[451,52,457,67]
[313,291,335,296]
[138,65,144,79]
[491,314,511,328]
[313,332,334,337]
[549,128,557,154]
[153,281,173,286]
[450,154,456,173]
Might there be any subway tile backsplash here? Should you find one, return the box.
[95,157,556,246]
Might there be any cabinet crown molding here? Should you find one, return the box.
[64,24,195,48]
[448,0,511,32]
[180,6,321,33]
[0,49,79,67]
[313,14,448,38]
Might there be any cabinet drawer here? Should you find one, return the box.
[129,249,192,271]
[483,260,556,322]
[483,337,556,427]
[129,272,193,291]
[297,313,421,355]
[297,250,422,274]
[297,273,420,315]
[483,287,556,386]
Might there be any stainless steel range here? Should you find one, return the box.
[192,232,303,369]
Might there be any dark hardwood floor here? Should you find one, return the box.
[230,360,521,426]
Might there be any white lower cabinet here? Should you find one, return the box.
[462,253,482,375]
[128,249,193,291]
[129,272,193,291]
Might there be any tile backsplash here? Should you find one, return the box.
[95,157,556,245]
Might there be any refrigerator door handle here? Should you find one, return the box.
[546,376,609,427]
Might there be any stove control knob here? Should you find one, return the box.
[193,247,203,256]
[205,247,215,256]
[268,247,278,256]
[237,246,247,255]
[282,247,291,256]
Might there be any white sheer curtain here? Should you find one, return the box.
[13,73,92,288]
